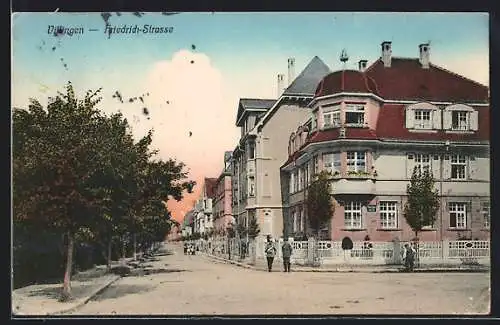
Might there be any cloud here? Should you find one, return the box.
[143,50,242,221]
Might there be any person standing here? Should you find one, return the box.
[402,243,416,271]
[264,235,277,272]
[282,237,293,272]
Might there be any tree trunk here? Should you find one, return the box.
[106,239,112,271]
[61,231,74,301]
[121,237,126,260]
[133,234,137,261]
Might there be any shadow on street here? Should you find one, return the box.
[91,284,155,301]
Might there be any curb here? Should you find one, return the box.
[201,254,489,273]
[48,275,121,316]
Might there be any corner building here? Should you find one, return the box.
[281,42,490,242]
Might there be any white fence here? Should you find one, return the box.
[194,238,490,267]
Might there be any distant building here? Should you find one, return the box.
[213,152,234,233]
[193,178,217,236]
[231,56,331,239]
[281,42,490,242]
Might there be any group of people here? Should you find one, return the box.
[263,235,418,272]
[264,235,293,272]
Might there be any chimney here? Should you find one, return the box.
[381,41,392,68]
[358,59,368,72]
[287,58,295,86]
[277,74,285,97]
[419,43,430,69]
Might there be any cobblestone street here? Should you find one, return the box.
[64,244,490,316]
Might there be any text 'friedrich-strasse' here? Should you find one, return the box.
[105,25,174,34]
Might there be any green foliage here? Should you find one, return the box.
[247,215,260,239]
[403,166,440,237]
[306,170,334,237]
[13,81,195,287]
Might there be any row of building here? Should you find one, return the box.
[183,41,490,242]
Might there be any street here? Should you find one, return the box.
[66,244,490,315]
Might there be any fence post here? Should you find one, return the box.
[307,237,315,266]
[442,239,449,264]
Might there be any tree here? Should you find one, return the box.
[13,82,195,300]
[403,167,440,240]
[13,83,111,300]
[247,215,260,239]
[403,166,440,267]
[305,170,334,239]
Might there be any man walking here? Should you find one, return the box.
[282,237,293,272]
[264,235,277,272]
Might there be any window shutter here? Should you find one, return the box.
[469,110,479,131]
[443,158,451,180]
[443,110,452,130]
[468,156,477,180]
[407,153,415,178]
[405,109,415,129]
[432,109,442,129]
[431,156,440,179]
[466,202,472,228]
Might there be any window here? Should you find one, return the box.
[289,172,295,194]
[323,152,341,174]
[344,201,362,229]
[297,206,303,232]
[313,155,319,175]
[323,111,341,128]
[379,201,398,229]
[298,168,303,191]
[414,110,432,129]
[294,170,299,192]
[449,202,467,229]
[291,209,297,232]
[481,201,490,229]
[451,155,467,180]
[452,111,468,131]
[415,154,431,173]
[305,162,310,185]
[347,151,366,172]
[345,104,365,125]
[248,176,255,197]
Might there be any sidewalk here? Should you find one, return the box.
[12,255,150,316]
[201,253,490,273]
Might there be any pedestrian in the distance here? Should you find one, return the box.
[264,235,277,272]
[282,237,293,272]
[402,243,416,271]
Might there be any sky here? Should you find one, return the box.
[11,12,489,222]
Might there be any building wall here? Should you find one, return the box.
[283,146,490,242]
[254,104,310,237]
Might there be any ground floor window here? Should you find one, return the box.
[379,201,398,229]
[344,201,362,229]
[481,201,490,229]
[449,202,467,229]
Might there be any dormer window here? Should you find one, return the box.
[451,111,468,131]
[406,102,440,131]
[414,109,432,129]
[444,104,478,132]
[345,104,365,126]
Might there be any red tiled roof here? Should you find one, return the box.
[204,177,218,199]
[365,58,488,102]
[282,57,489,169]
[315,70,381,97]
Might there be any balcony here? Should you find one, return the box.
[329,170,377,181]
[329,178,376,195]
